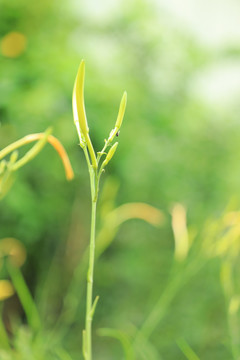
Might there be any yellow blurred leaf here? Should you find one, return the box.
[0,238,26,267]
[1,32,26,58]
[0,280,14,301]
[171,203,189,262]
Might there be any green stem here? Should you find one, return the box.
[134,258,204,345]
[83,146,92,170]
[228,309,240,360]
[85,133,97,170]
[84,199,97,360]
[83,156,98,360]
[7,262,41,332]
[0,304,10,350]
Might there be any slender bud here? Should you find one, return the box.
[72,60,89,137]
[102,142,118,167]
[9,151,18,164]
[72,61,97,168]
[107,91,127,143]
[115,91,127,129]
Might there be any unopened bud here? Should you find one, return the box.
[102,142,118,167]
[10,151,18,164]
[107,92,127,143]
[115,91,127,129]
[72,60,89,137]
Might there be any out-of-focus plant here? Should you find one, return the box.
[98,327,135,360]
[0,128,74,359]
[72,60,127,360]
[0,237,26,350]
[132,203,194,354]
[203,210,240,359]
[0,236,74,360]
[176,338,200,360]
[130,204,240,359]
[0,127,74,200]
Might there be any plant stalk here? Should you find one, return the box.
[7,262,41,332]
[72,61,126,359]
[84,164,98,360]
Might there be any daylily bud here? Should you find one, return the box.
[72,61,97,169]
[102,142,118,167]
[9,151,18,164]
[107,92,127,143]
[115,91,127,129]
[72,60,89,137]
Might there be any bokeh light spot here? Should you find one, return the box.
[0,238,26,268]
[1,32,27,58]
[0,280,14,301]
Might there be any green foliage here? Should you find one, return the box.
[1,0,240,359]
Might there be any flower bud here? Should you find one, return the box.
[115,91,127,129]
[102,142,118,167]
[107,92,127,143]
[72,60,89,137]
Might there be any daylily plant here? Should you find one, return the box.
[0,128,74,199]
[72,60,127,360]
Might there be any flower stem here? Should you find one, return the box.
[7,261,41,332]
[84,199,97,360]
[83,160,98,360]
[72,61,126,359]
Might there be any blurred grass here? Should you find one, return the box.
[1,0,240,358]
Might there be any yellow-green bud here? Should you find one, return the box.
[115,91,127,129]
[10,151,18,164]
[72,60,89,137]
[107,91,127,143]
[102,142,118,167]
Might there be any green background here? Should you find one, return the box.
[1,0,240,358]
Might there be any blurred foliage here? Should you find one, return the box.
[1,0,240,358]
